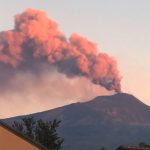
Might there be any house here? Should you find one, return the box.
[116,145,150,150]
[0,120,47,150]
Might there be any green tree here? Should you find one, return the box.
[12,120,24,133]
[100,146,107,150]
[35,119,64,150]
[22,117,36,139]
[139,142,150,148]
[139,142,146,148]
[12,117,64,150]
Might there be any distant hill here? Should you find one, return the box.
[4,93,150,150]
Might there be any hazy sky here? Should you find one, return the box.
[0,0,149,106]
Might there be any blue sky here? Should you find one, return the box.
[0,0,150,105]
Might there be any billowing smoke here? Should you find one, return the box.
[0,8,121,117]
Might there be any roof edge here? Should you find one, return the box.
[0,120,48,150]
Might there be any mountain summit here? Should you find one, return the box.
[84,93,150,124]
[5,93,150,150]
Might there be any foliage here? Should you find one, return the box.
[12,117,64,150]
[139,142,150,148]
[100,146,107,150]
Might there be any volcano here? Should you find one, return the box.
[4,93,150,150]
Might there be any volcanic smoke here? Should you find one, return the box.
[0,8,121,117]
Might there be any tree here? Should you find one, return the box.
[100,146,107,150]
[22,117,36,139]
[139,142,146,148]
[12,117,64,150]
[139,142,150,148]
[12,120,24,133]
[35,119,64,150]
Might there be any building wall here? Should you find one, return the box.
[0,126,40,150]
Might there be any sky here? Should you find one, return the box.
[0,0,150,117]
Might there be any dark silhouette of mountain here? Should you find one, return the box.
[4,93,150,150]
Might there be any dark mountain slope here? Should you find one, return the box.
[84,93,150,124]
[4,93,150,150]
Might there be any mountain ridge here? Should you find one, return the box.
[4,93,150,150]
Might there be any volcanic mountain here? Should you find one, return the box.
[4,93,150,150]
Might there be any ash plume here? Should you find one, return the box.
[0,8,121,117]
[0,8,121,91]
